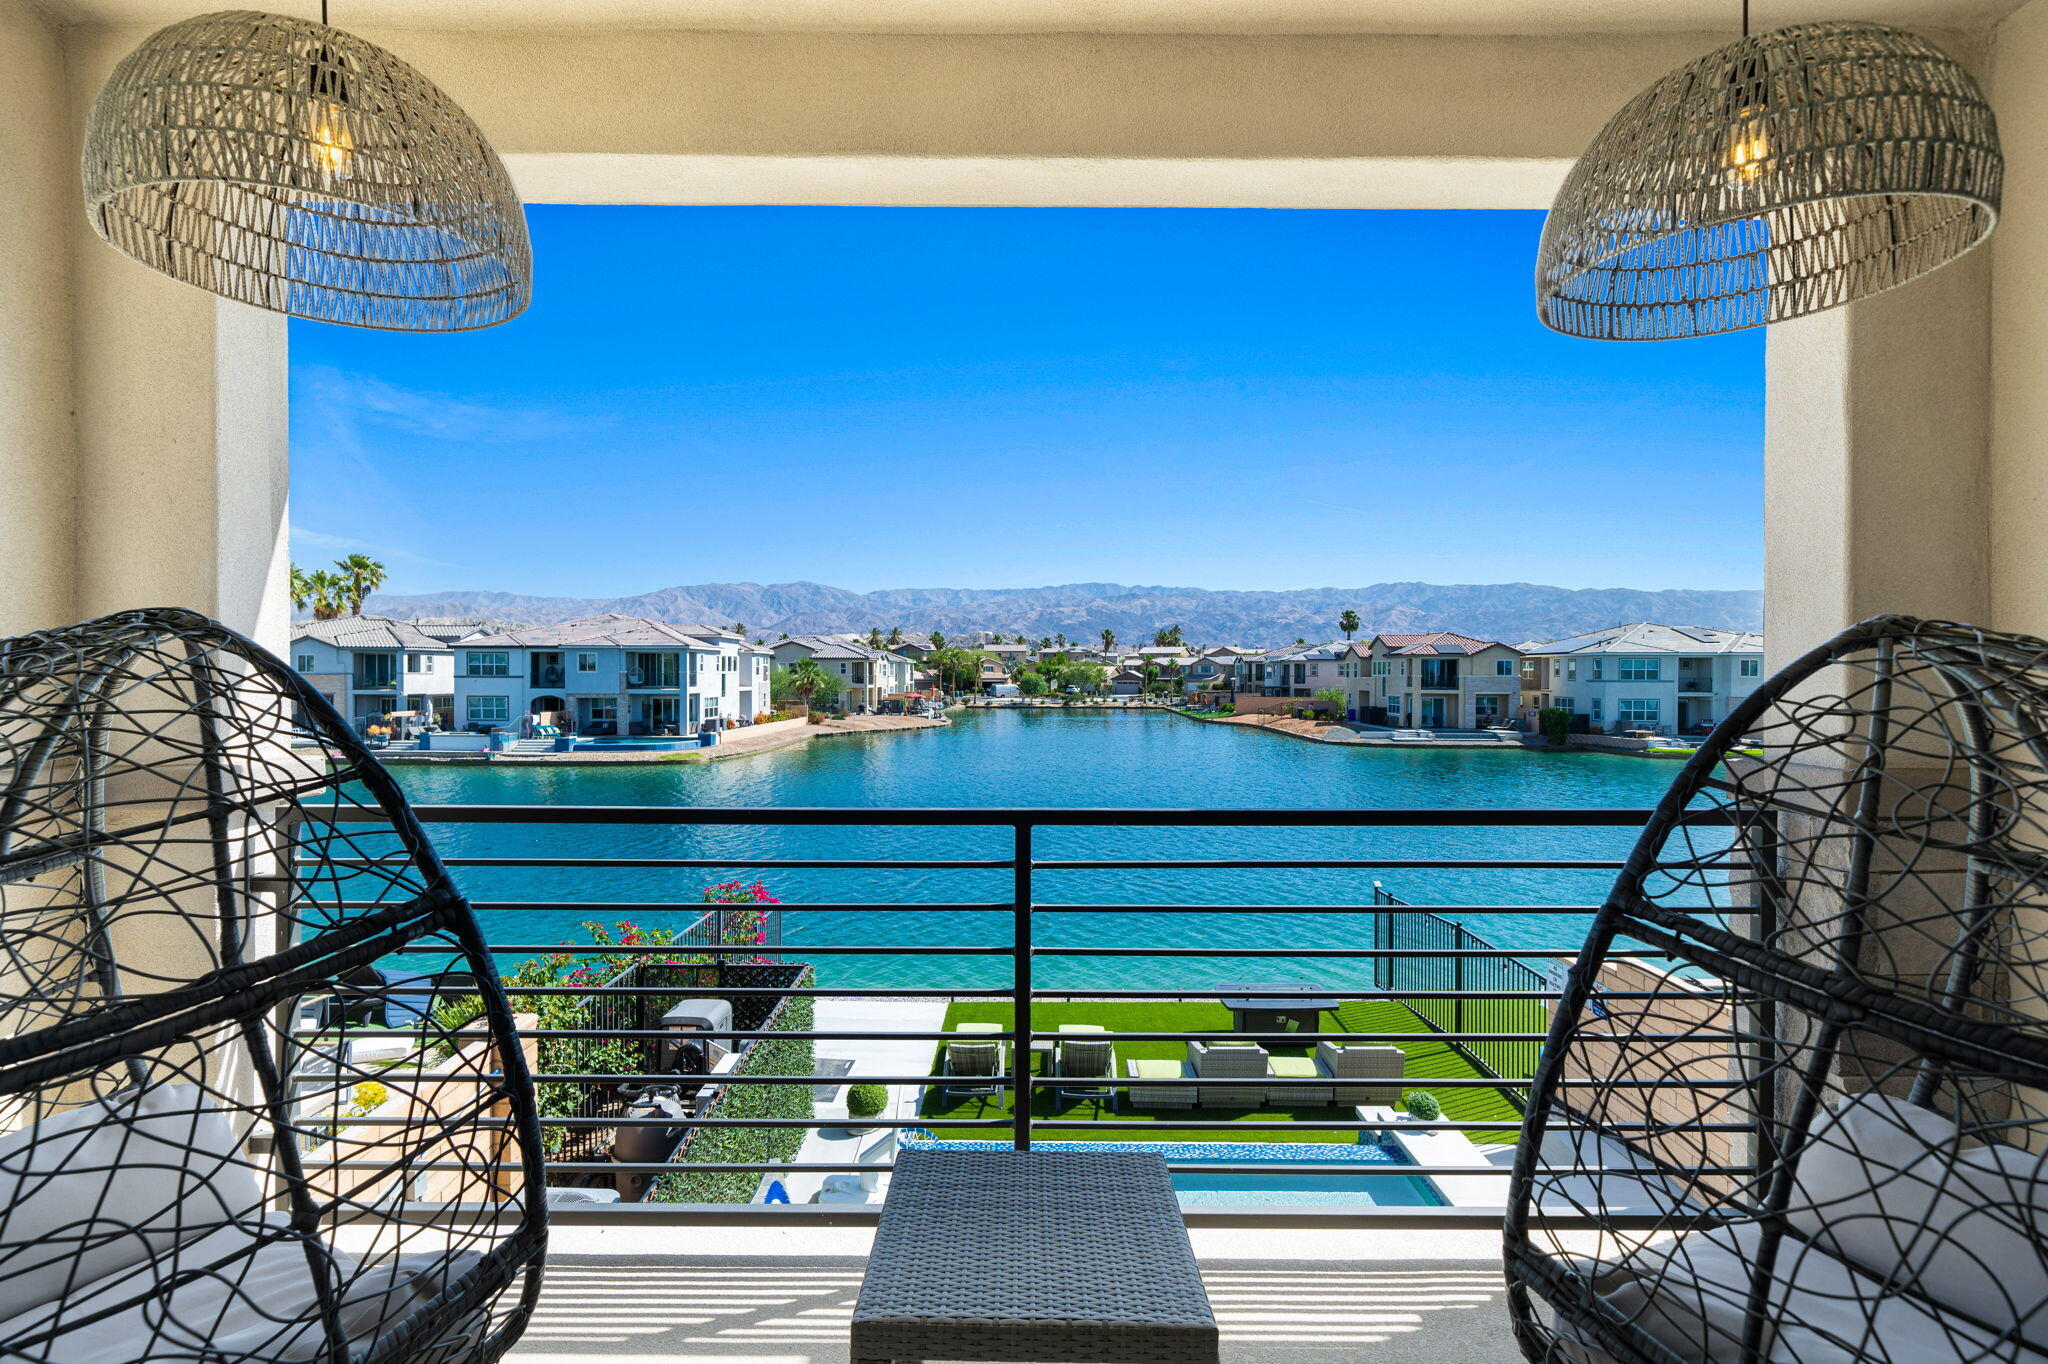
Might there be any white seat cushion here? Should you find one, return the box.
[0,1084,261,1322]
[1560,1221,2048,1364]
[1789,1093,2048,1350]
[0,1215,485,1363]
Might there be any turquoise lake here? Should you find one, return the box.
[388,707,1686,989]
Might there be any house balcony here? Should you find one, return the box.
[304,802,1730,1359]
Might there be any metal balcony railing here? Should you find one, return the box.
[308,804,1744,1227]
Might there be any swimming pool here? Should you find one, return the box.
[569,737,696,752]
[899,1135,1445,1207]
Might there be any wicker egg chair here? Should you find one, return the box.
[1506,615,2048,1364]
[0,608,545,1362]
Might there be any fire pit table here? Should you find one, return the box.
[1218,982,1344,1034]
[851,1149,1218,1363]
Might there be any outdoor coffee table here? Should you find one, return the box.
[1219,982,1343,1034]
[851,1148,1219,1363]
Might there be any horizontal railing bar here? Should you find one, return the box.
[510,1204,1709,1230]
[330,804,1733,828]
[387,942,1650,960]
[343,901,1008,915]
[295,1071,1722,1089]
[320,1115,1739,1131]
[335,857,1016,870]
[320,1160,1746,1177]
[1035,860,1627,871]
[300,1028,1731,1045]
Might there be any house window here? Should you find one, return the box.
[406,653,427,673]
[1618,698,1660,724]
[1592,660,1605,680]
[1555,697,1575,713]
[1418,659,1459,689]
[1373,660,1390,676]
[582,697,617,722]
[1567,662,1577,680]
[466,695,510,723]
[1740,658,1761,677]
[294,653,315,672]
[1591,698,1603,721]
[1495,659,1516,676]
[1618,659,1660,681]
[466,651,509,677]
[578,652,598,673]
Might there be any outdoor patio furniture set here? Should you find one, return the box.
[938,1024,1405,1111]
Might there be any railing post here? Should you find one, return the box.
[1012,820,1033,1151]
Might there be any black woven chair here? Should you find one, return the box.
[0,608,545,1362]
[1506,616,2048,1364]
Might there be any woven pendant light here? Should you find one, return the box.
[1537,22,2000,341]
[83,10,530,331]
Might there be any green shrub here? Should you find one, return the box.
[846,1083,889,1119]
[1539,706,1571,746]
[650,974,816,1204]
[1405,1091,1442,1121]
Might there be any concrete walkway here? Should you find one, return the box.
[771,997,948,1206]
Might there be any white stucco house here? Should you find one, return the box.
[450,615,767,735]
[1520,623,1765,736]
[1359,633,1526,730]
[771,636,916,712]
[289,617,456,730]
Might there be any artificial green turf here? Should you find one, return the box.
[919,998,1531,1145]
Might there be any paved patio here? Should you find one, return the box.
[510,1225,1531,1363]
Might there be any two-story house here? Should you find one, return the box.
[289,617,456,730]
[1238,642,1349,698]
[1520,623,1765,736]
[771,637,916,712]
[1361,633,1525,729]
[451,615,757,735]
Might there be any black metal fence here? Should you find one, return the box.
[314,803,1740,1225]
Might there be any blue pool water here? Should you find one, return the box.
[388,707,1690,988]
[570,737,695,752]
[898,1134,1444,1206]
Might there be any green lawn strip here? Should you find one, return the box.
[916,998,1524,1145]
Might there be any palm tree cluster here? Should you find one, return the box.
[291,555,387,620]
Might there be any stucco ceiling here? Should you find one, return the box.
[25,0,2034,34]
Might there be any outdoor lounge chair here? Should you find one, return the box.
[1124,1058,1198,1109]
[939,1040,1004,1102]
[1054,1026,1117,1106]
[1187,1040,1269,1107]
[1266,1054,1335,1108]
[1316,1041,1406,1105]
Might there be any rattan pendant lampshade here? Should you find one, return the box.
[83,10,530,331]
[1537,22,2001,340]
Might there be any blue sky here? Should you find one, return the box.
[289,206,1762,598]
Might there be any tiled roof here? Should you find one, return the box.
[1373,631,1508,657]
[459,616,725,649]
[290,616,443,651]
[776,635,909,663]
[405,616,531,642]
[1256,641,1348,663]
[1518,622,1764,657]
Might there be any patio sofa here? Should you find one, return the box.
[1124,1058,1198,1109]
[1187,1040,1268,1107]
[1316,1041,1406,1105]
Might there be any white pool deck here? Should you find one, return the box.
[768,997,948,1206]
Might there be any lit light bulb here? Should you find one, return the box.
[310,114,352,177]
[1726,108,1768,182]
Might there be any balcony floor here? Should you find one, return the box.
[511,1225,1530,1362]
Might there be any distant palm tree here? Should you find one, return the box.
[931,630,947,650]
[333,554,386,615]
[1101,628,1116,653]
[732,622,746,637]
[290,565,312,614]
[305,569,349,621]
[868,627,885,648]
[1339,609,1361,640]
[887,626,903,648]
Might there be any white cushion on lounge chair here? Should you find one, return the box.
[0,1214,484,1363]
[0,1084,260,1322]
[1787,1093,2048,1350]
[1559,1220,2044,1364]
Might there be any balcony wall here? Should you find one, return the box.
[3,2,2048,653]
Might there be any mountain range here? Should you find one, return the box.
[361,580,1763,648]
